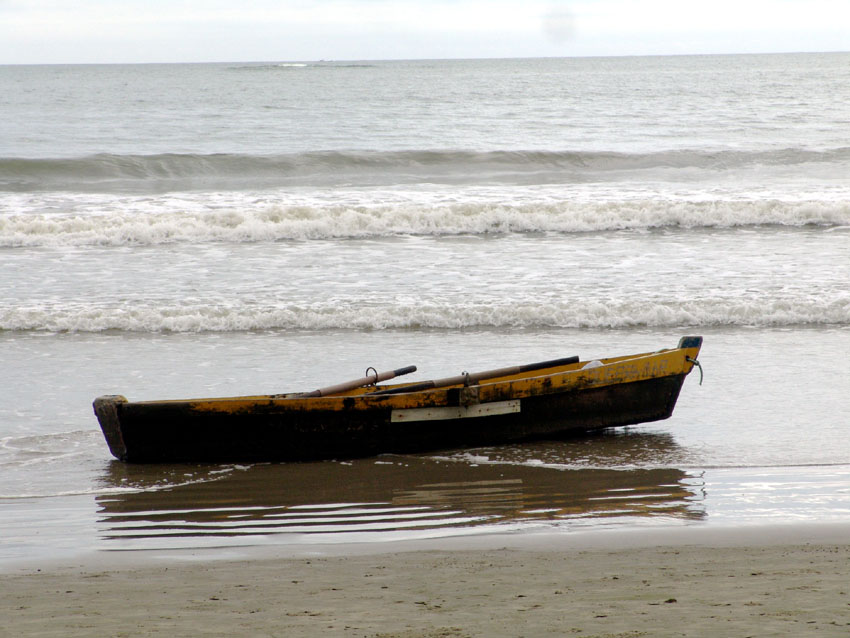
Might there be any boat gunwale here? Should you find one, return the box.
[118,343,700,414]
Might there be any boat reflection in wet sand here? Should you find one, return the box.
[95,434,705,549]
[93,337,703,463]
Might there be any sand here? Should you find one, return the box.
[3,526,850,637]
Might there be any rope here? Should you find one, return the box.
[686,357,704,385]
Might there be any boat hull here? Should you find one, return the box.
[94,337,702,463]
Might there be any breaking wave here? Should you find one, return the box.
[3,199,848,247]
[3,147,850,192]
[3,296,848,332]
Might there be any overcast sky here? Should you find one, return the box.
[1,0,847,64]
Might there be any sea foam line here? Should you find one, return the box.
[3,199,849,247]
[3,297,848,332]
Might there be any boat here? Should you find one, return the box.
[94,336,703,463]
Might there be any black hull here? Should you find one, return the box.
[98,374,687,463]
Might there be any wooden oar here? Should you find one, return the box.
[368,356,579,395]
[302,365,417,397]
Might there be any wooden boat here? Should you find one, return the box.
[94,336,703,463]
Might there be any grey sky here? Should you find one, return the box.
[1,0,847,64]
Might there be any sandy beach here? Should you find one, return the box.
[4,525,850,637]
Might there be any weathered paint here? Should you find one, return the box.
[92,395,128,460]
[93,337,703,463]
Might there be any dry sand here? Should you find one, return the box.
[3,526,850,637]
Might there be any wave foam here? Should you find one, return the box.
[3,199,848,247]
[3,297,848,332]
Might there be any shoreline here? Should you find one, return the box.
[6,519,850,574]
[5,521,850,637]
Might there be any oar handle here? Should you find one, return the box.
[391,365,417,377]
[517,356,581,373]
[369,356,579,396]
[303,365,417,397]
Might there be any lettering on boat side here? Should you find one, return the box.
[600,358,670,383]
[391,400,520,423]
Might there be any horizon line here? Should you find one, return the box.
[2,49,848,67]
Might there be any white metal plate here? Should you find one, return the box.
[391,400,520,423]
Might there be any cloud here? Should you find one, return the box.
[542,6,576,44]
[1,0,847,63]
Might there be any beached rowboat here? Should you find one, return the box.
[94,336,703,463]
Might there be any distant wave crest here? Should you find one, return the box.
[2,199,848,247]
[229,62,378,71]
[3,296,848,332]
[3,147,850,192]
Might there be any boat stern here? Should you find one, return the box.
[93,395,129,461]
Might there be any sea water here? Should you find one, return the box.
[1,54,849,564]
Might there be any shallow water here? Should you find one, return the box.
[2,326,849,563]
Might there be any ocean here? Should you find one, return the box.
[2,53,849,566]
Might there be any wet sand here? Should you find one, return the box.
[4,525,850,637]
